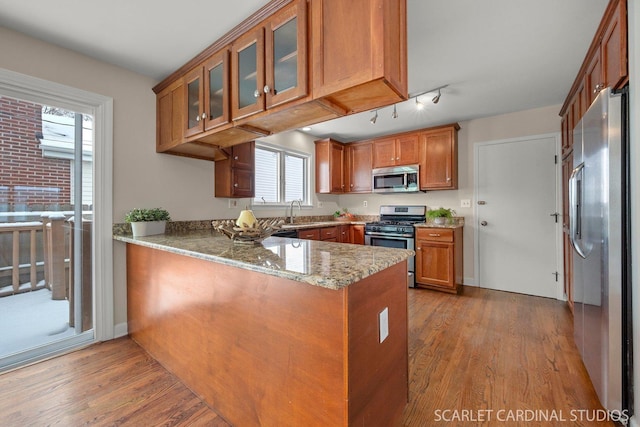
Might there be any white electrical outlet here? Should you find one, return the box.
[379,307,389,343]
[317,201,323,208]
[228,199,237,208]
[363,201,368,208]
[460,199,471,208]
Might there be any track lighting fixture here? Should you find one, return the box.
[392,104,398,119]
[370,110,378,124]
[415,96,424,110]
[432,88,441,104]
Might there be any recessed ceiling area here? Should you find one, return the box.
[0,0,609,141]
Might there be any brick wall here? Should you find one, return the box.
[0,97,71,210]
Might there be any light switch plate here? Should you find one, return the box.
[228,199,238,208]
[460,199,471,208]
[317,201,323,208]
[363,201,368,208]
[379,307,389,343]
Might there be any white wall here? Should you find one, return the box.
[338,104,561,284]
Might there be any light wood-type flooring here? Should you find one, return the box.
[0,287,612,426]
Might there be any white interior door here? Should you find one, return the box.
[476,135,559,298]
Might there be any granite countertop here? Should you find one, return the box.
[415,217,465,229]
[114,230,412,290]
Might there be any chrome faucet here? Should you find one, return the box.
[288,199,302,224]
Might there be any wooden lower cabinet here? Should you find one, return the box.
[297,228,321,240]
[415,227,463,293]
[127,244,408,426]
[350,224,365,245]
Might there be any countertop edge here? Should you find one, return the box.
[114,233,413,290]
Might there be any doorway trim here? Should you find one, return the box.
[473,132,563,300]
[0,69,114,349]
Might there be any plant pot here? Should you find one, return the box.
[130,221,166,237]
[433,217,446,225]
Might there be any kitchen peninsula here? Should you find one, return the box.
[114,230,412,426]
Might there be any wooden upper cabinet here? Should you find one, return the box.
[157,79,184,153]
[232,0,308,122]
[396,134,420,165]
[420,124,459,190]
[372,137,397,168]
[184,50,231,139]
[315,138,345,194]
[372,134,419,168]
[559,0,628,127]
[345,142,372,193]
[601,0,627,89]
[311,0,408,113]
[584,48,602,106]
[214,141,255,198]
[154,0,409,159]
[232,29,266,121]
[265,0,308,109]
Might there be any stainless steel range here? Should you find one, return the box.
[364,205,426,287]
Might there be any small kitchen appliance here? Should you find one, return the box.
[371,164,420,193]
[365,205,426,287]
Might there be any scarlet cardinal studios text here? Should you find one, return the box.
[433,409,629,423]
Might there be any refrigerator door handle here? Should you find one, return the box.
[569,163,588,259]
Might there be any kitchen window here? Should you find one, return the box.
[253,144,309,206]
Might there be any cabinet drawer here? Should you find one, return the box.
[417,228,453,242]
[297,228,320,240]
[320,226,338,240]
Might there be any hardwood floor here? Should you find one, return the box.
[0,287,611,426]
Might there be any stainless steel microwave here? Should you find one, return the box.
[372,164,420,193]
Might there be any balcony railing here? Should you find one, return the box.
[0,221,46,296]
[0,213,92,331]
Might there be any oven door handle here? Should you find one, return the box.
[365,231,414,238]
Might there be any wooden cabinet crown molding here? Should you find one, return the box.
[153,0,293,95]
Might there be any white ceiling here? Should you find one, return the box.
[0,0,609,142]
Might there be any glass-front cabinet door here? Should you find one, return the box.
[265,0,307,109]
[203,50,230,131]
[232,29,265,120]
[184,67,204,138]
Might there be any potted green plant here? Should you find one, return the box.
[125,208,171,237]
[427,207,455,225]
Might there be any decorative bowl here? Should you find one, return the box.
[211,218,285,244]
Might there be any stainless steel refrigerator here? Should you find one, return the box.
[569,87,623,413]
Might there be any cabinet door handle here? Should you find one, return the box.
[396,157,400,160]
[417,247,421,250]
[195,115,201,122]
[446,177,451,182]
[234,156,238,160]
[201,113,206,119]
[234,183,238,187]
[253,89,261,98]
[428,233,441,237]
[263,85,271,94]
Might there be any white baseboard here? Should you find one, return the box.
[114,322,128,338]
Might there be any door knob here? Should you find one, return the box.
[480,221,488,226]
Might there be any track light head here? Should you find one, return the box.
[432,89,441,104]
[415,96,424,110]
[370,110,378,124]
[392,105,398,119]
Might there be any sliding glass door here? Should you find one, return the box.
[0,95,95,370]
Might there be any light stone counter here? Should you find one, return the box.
[114,230,412,290]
